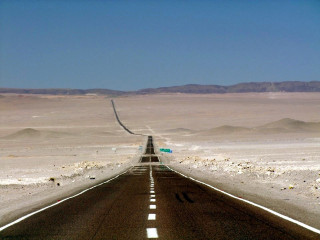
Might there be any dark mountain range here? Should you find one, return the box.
[1,81,319,95]
[136,81,320,94]
[0,88,125,96]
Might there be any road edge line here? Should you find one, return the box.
[0,168,131,232]
[167,165,320,235]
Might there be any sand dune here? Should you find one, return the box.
[195,118,320,136]
[4,128,73,139]
[163,128,195,134]
[258,118,320,132]
[200,126,251,135]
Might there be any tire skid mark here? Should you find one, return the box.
[175,193,184,203]
[182,192,194,203]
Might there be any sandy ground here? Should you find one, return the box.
[114,93,320,229]
[0,94,145,226]
[0,92,320,229]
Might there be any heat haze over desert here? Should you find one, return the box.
[0,92,320,228]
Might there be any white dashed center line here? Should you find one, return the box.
[147,228,158,238]
[148,213,156,220]
[147,165,158,238]
[149,204,156,209]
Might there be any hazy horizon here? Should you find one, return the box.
[1,80,320,92]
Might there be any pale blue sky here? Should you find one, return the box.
[1,0,319,90]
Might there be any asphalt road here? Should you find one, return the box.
[1,137,319,239]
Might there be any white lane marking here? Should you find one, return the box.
[150,199,156,202]
[149,204,156,209]
[167,166,320,235]
[0,168,131,232]
[147,228,158,238]
[150,187,154,191]
[150,190,155,193]
[148,213,156,220]
[150,195,155,198]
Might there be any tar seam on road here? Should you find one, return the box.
[0,169,131,232]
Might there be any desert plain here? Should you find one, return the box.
[0,92,320,229]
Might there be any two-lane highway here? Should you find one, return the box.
[1,136,319,239]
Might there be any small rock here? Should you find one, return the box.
[267,167,275,172]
